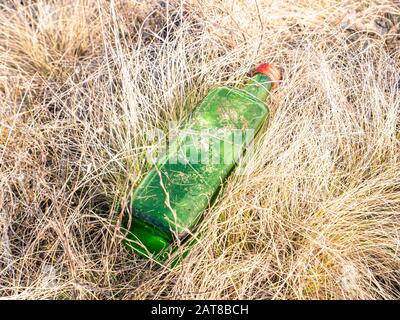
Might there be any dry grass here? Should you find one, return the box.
[1,0,400,299]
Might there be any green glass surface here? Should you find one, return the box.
[123,73,272,260]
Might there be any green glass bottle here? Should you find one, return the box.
[122,63,281,262]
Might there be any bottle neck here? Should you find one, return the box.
[243,73,272,102]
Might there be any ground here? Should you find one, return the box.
[0,0,400,299]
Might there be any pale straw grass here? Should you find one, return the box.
[0,0,399,299]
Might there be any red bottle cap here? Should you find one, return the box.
[255,63,282,90]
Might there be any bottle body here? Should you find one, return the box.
[123,73,273,260]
